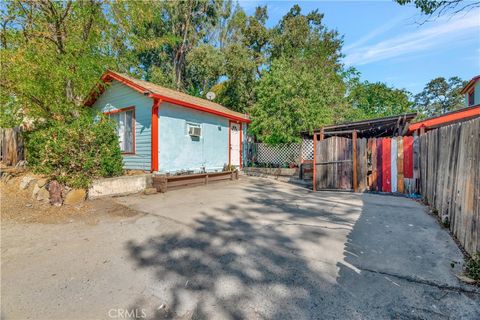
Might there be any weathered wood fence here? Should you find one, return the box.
[0,127,25,166]
[419,118,479,255]
[313,117,479,254]
[314,136,419,193]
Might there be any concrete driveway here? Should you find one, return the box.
[2,176,479,319]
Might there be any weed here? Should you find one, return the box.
[465,254,480,281]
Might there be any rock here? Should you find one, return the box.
[64,189,86,205]
[36,178,48,188]
[32,184,40,198]
[49,180,63,206]
[144,187,157,195]
[36,187,50,202]
[15,160,27,168]
[20,176,36,189]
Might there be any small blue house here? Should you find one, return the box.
[86,71,250,173]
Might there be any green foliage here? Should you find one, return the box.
[250,55,346,145]
[1,0,124,123]
[466,254,480,281]
[413,77,466,117]
[25,113,123,188]
[248,5,346,144]
[345,79,413,121]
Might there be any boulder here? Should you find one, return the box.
[64,189,86,205]
[32,184,40,198]
[144,187,157,195]
[36,178,48,188]
[36,187,50,202]
[20,176,36,189]
[49,180,63,206]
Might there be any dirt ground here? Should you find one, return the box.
[0,175,142,225]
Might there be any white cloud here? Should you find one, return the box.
[344,9,480,66]
[344,13,409,51]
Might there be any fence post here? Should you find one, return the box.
[353,130,358,192]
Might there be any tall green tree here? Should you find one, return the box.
[413,77,466,117]
[1,0,119,123]
[110,0,223,91]
[249,6,346,144]
[214,6,269,112]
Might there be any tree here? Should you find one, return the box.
[248,6,347,144]
[395,0,480,18]
[110,0,223,92]
[413,77,466,117]
[1,0,119,123]
[249,56,346,144]
[214,6,269,112]
[345,80,413,121]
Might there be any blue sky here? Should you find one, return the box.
[238,0,480,94]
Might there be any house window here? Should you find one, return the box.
[468,90,475,106]
[106,107,135,154]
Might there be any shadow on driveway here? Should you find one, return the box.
[125,179,480,319]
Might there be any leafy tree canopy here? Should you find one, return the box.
[0,0,124,124]
[1,1,467,146]
[345,76,413,121]
[413,77,466,117]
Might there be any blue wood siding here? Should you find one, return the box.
[158,102,229,173]
[92,81,152,170]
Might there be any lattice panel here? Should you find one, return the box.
[301,139,314,160]
[254,143,301,165]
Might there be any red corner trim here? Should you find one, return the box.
[460,76,480,94]
[151,99,161,172]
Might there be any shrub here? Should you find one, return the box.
[466,254,480,281]
[26,112,123,188]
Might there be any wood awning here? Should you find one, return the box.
[302,113,417,139]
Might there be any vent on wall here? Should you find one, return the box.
[187,123,201,137]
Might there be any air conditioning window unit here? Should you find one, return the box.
[187,123,201,137]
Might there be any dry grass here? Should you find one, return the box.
[0,174,141,225]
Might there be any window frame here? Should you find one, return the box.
[104,106,136,155]
[468,89,475,106]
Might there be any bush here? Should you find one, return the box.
[26,112,123,188]
[466,254,480,281]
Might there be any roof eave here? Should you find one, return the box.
[84,71,250,123]
[148,93,251,123]
[460,76,480,94]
